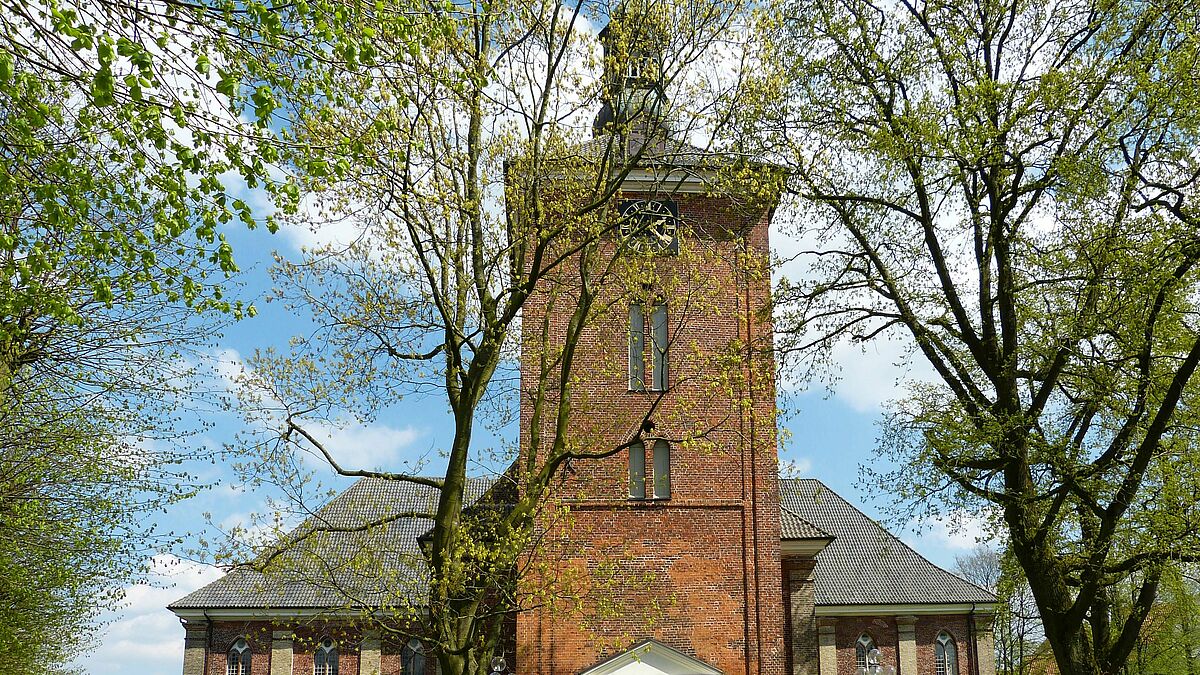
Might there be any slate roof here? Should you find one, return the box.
[169,477,495,610]
[779,478,996,606]
[543,128,777,174]
[779,506,831,540]
[171,476,993,612]
[572,131,725,169]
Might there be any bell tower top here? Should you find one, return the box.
[592,3,669,136]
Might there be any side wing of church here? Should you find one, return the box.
[170,477,997,675]
[169,9,996,675]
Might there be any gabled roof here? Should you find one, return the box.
[171,476,994,613]
[779,506,831,540]
[169,477,495,611]
[779,478,996,606]
[571,131,728,169]
[578,638,723,675]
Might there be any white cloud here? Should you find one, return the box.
[780,456,813,477]
[279,191,376,252]
[911,511,996,551]
[298,420,425,472]
[211,347,249,391]
[825,335,938,413]
[218,509,283,548]
[76,555,224,675]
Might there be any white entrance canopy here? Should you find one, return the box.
[578,639,724,675]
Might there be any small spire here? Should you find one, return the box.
[592,2,669,137]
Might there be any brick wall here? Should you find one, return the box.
[516,190,785,675]
[782,557,817,675]
[826,614,987,675]
[205,621,274,675]
[915,615,977,675]
[195,621,428,675]
[833,617,899,675]
[290,625,362,675]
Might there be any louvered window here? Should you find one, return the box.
[652,440,670,498]
[650,303,668,391]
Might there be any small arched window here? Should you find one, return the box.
[652,440,670,498]
[226,638,251,675]
[402,638,425,675]
[650,303,668,391]
[630,441,646,498]
[855,634,875,670]
[936,632,958,675]
[315,637,339,675]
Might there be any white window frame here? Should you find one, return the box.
[315,637,338,675]
[855,634,875,670]
[936,631,958,675]
[227,638,251,675]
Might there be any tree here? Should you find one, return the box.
[745,0,1200,672]
[0,0,394,664]
[956,546,1043,675]
[1105,565,1200,675]
[219,1,769,673]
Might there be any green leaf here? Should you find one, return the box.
[91,67,115,106]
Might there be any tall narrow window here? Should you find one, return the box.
[650,303,668,390]
[227,638,251,675]
[855,634,875,670]
[629,441,646,499]
[936,632,958,675]
[629,303,645,390]
[402,639,425,675]
[315,638,338,675]
[652,440,671,498]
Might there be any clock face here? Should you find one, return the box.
[619,199,679,253]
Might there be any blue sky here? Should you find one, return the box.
[75,201,993,675]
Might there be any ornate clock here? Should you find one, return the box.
[618,199,679,253]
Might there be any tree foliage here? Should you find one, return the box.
[217,0,763,673]
[956,546,1043,675]
[0,0,396,664]
[745,0,1200,672]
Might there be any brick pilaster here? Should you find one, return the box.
[270,631,293,675]
[182,622,207,675]
[818,619,838,675]
[896,616,917,675]
[974,614,996,675]
[360,630,382,675]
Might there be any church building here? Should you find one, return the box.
[169,11,996,675]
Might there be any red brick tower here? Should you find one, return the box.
[514,12,785,675]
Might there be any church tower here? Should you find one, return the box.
[515,9,786,674]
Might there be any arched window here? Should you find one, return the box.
[402,639,425,675]
[855,634,875,670]
[314,637,338,675]
[629,303,645,390]
[652,440,670,498]
[650,303,668,391]
[226,638,251,675]
[628,302,669,391]
[936,632,958,675]
[630,441,646,499]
